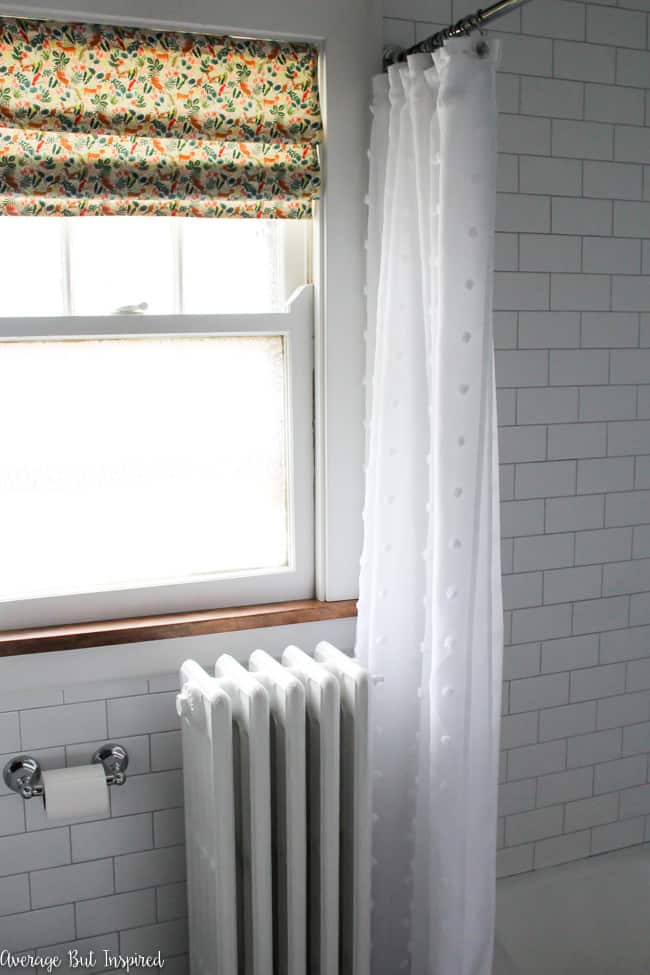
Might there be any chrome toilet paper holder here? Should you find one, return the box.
[2,743,129,799]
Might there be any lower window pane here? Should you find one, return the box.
[0,334,290,601]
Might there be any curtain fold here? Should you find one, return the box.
[0,18,321,216]
[357,37,503,975]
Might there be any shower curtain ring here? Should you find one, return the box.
[474,31,490,58]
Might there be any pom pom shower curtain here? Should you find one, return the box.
[356,38,503,975]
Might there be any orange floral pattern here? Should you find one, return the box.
[0,17,321,217]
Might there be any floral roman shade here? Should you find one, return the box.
[0,18,322,217]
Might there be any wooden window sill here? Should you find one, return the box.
[0,599,358,657]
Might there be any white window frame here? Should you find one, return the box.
[0,0,380,627]
[0,288,314,629]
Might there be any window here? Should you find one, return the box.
[0,17,325,629]
[0,213,313,631]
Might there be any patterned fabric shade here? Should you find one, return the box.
[0,18,322,217]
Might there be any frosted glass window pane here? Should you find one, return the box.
[0,335,289,600]
[0,217,65,316]
[181,220,282,313]
[67,216,176,315]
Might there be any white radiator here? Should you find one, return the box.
[177,644,371,975]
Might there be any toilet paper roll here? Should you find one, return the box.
[41,764,109,822]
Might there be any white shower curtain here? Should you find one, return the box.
[356,38,503,975]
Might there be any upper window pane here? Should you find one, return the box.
[0,334,290,601]
[0,217,308,316]
[181,220,282,314]
[0,217,65,316]
[68,217,177,316]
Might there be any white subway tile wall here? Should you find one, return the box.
[0,678,187,971]
[0,0,650,958]
[386,0,650,880]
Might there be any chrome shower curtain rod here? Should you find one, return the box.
[383,0,534,69]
